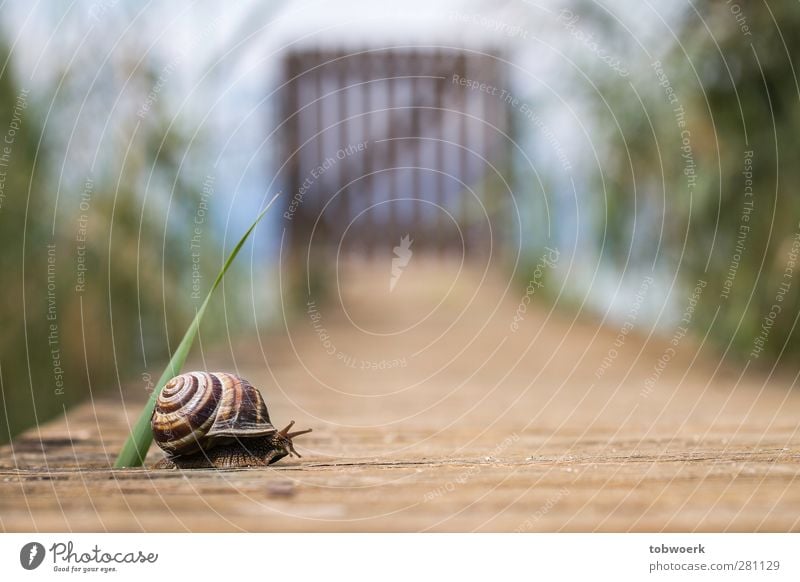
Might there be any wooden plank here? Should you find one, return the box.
[2,260,799,532]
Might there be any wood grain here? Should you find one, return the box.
[2,260,799,531]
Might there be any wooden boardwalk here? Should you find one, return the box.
[2,259,799,531]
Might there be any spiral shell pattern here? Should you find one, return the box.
[151,372,276,456]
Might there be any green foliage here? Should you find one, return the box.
[0,40,222,444]
[591,1,800,364]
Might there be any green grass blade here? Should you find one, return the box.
[113,193,281,468]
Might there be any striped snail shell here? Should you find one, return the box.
[151,372,277,457]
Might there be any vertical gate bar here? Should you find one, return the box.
[501,55,511,258]
[336,51,350,256]
[423,50,434,252]
[410,48,422,240]
[296,51,311,232]
[387,49,399,251]
[469,52,487,259]
[321,50,333,247]
[463,52,477,258]
[433,48,445,258]
[370,50,384,259]
[491,54,508,258]
[482,54,497,260]
[314,49,325,222]
[300,51,315,269]
[400,50,412,244]
[285,52,302,258]
[456,52,468,257]
[361,51,374,259]
[353,52,367,258]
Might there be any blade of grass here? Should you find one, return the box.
[113,192,281,468]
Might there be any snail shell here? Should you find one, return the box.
[151,372,276,457]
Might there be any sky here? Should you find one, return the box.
[0,0,688,323]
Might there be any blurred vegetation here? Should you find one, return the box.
[0,38,222,444]
[592,1,800,365]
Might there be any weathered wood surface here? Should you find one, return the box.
[1,260,799,531]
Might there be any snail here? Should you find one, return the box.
[150,371,311,469]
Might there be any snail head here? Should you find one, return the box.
[276,420,313,458]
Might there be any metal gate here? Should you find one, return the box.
[280,48,509,260]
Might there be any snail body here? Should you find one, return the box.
[150,372,311,469]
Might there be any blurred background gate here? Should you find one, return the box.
[280,48,510,261]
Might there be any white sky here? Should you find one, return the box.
[0,0,689,321]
